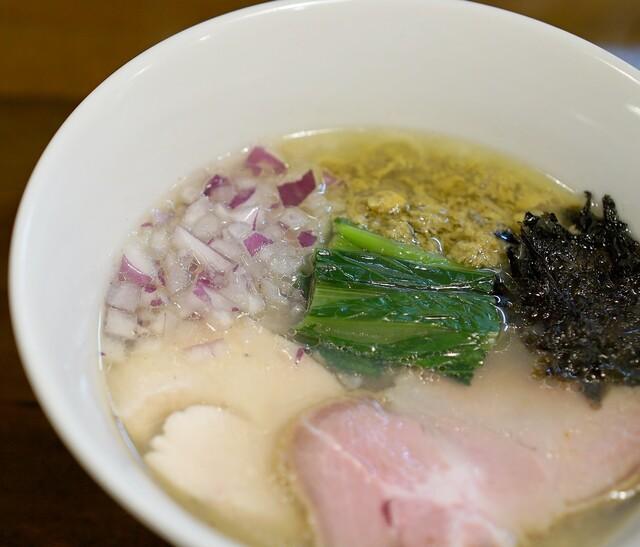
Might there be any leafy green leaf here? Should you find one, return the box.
[315,248,496,293]
[316,344,386,376]
[295,219,502,382]
[332,217,452,267]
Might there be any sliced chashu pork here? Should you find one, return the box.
[288,343,640,546]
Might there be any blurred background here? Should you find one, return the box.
[1,1,639,546]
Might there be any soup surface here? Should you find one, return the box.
[100,129,640,547]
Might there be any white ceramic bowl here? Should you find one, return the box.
[10,0,640,545]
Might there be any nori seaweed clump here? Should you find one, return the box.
[501,193,640,400]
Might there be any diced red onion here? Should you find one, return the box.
[123,243,156,274]
[207,309,234,330]
[148,311,166,335]
[228,205,259,224]
[119,255,153,287]
[239,253,269,284]
[140,283,167,308]
[295,347,305,364]
[245,146,287,176]
[192,271,221,303]
[253,208,268,231]
[254,242,275,262]
[192,213,221,242]
[173,226,233,272]
[106,149,330,341]
[207,290,236,312]
[196,272,215,288]
[183,197,212,228]
[104,308,137,339]
[246,292,266,315]
[229,187,256,209]
[235,177,258,190]
[107,282,141,313]
[174,290,208,319]
[261,278,288,306]
[203,174,229,196]
[163,256,190,294]
[150,229,170,254]
[140,221,153,228]
[218,271,265,315]
[306,191,332,212]
[298,230,317,247]
[278,170,316,207]
[209,238,240,262]
[227,222,252,240]
[244,232,273,257]
[208,183,236,204]
[193,279,211,303]
[269,253,303,276]
[279,208,311,230]
[263,223,286,242]
[209,271,228,290]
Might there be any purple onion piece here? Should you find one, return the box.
[203,174,229,196]
[150,298,164,307]
[193,276,212,303]
[295,347,305,364]
[298,230,317,248]
[245,146,287,176]
[228,187,256,209]
[197,272,217,289]
[193,285,209,303]
[278,170,316,207]
[243,232,273,257]
[119,256,153,287]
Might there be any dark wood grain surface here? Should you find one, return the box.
[1,1,638,546]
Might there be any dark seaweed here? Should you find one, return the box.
[501,193,640,400]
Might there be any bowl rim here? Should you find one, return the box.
[9,0,640,545]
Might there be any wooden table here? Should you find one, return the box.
[1,1,638,545]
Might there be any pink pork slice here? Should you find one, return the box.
[287,354,640,547]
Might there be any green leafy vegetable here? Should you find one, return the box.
[295,219,502,383]
[332,217,451,267]
[314,248,495,293]
[316,345,385,376]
